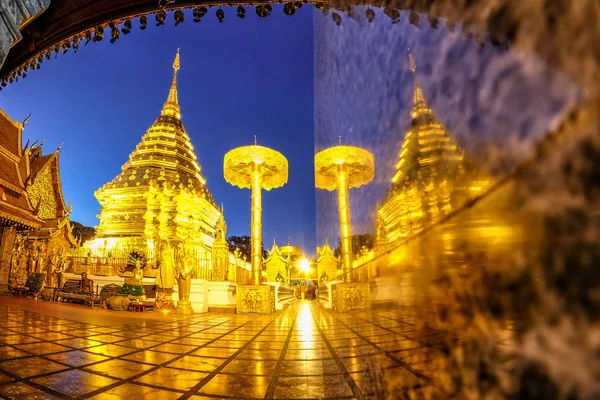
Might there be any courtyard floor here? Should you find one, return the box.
[0,297,448,399]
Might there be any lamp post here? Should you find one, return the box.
[224,139,288,314]
[314,140,374,312]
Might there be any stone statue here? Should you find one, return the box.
[119,260,146,302]
[175,245,194,313]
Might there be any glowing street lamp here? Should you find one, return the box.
[299,258,311,273]
[315,140,374,282]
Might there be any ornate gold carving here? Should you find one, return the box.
[315,144,374,280]
[211,215,229,281]
[236,284,274,315]
[224,143,288,285]
[28,166,57,220]
[331,282,371,313]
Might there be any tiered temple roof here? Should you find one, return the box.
[0,109,41,230]
[378,52,490,246]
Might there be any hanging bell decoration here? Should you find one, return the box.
[332,12,342,25]
[156,10,167,26]
[428,14,439,28]
[283,3,296,16]
[366,8,375,23]
[84,30,92,45]
[174,10,185,26]
[409,11,420,27]
[216,8,225,23]
[384,7,400,24]
[122,19,132,34]
[237,5,246,19]
[193,6,207,22]
[109,22,120,43]
[93,26,104,42]
[140,15,148,30]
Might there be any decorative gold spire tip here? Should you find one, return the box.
[254,135,257,145]
[408,50,416,73]
[173,48,180,72]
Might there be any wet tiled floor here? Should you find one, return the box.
[0,298,451,399]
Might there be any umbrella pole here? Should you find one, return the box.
[337,164,353,282]
[251,162,263,285]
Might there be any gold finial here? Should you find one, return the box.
[338,136,342,146]
[254,135,257,145]
[173,48,180,72]
[408,48,416,73]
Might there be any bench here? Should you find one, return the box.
[129,302,154,312]
[56,279,99,307]
[11,273,46,299]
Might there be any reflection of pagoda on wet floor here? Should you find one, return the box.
[377,52,491,248]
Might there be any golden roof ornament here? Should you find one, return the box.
[314,143,375,191]
[408,48,417,73]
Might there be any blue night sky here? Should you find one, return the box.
[0,6,316,254]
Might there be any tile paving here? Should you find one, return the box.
[0,297,451,399]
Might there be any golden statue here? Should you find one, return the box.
[155,241,176,312]
[36,243,46,274]
[119,260,146,302]
[78,272,93,294]
[46,247,59,287]
[175,245,194,313]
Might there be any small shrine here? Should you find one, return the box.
[316,239,340,283]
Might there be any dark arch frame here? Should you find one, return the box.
[0,0,516,87]
[0,0,598,95]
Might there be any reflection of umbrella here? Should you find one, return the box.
[224,143,288,285]
[315,144,374,281]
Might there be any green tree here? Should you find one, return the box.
[333,233,375,259]
[71,221,96,242]
[227,235,268,260]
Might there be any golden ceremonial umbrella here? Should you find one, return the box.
[315,143,374,281]
[224,141,288,285]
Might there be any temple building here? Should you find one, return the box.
[0,108,77,291]
[0,109,42,292]
[316,239,339,282]
[89,50,222,264]
[25,141,78,251]
[377,53,491,248]
[263,239,301,284]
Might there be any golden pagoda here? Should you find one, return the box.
[91,50,222,258]
[377,51,490,247]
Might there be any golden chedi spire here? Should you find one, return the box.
[162,48,181,119]
[94,49,221,245]
[379,49,490,245]
[392,49,465,187]
[408,49,428,118]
